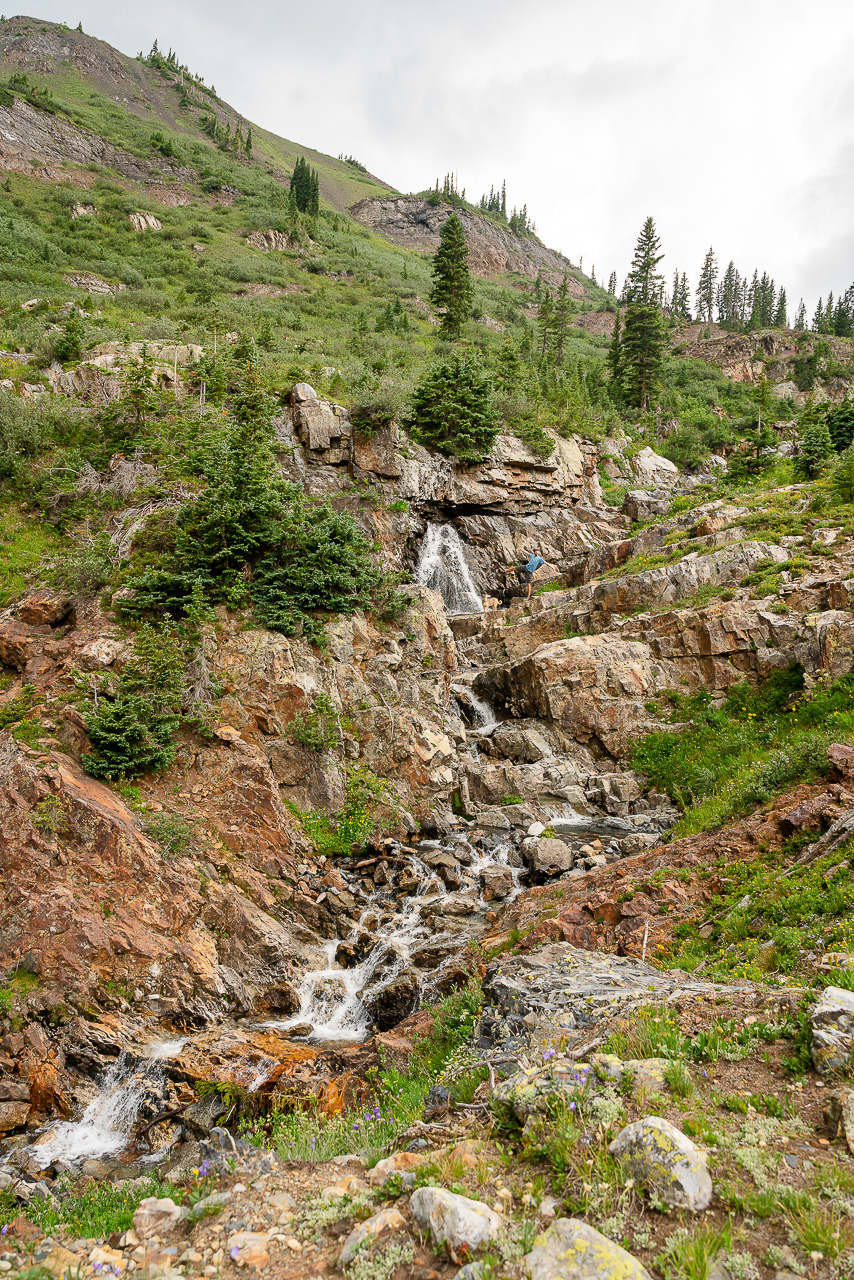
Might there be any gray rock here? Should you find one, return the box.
[609,1116,712,1211]
[183,1092,229,1138]
[523,836,574,879]
[811,985,854,1073]
[525,1217,652,1280]
[338,1206,406,1267]
[410,1187,503,1263]
[479,865,514,900]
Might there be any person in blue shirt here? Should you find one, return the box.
[517,550,545,598]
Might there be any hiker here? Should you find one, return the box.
[517,549,545,598]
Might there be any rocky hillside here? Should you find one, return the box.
[0,16,395,208]
[351,196,592,288]
[3,16,854,1280]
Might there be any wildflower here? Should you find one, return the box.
[230,1246,240,1260]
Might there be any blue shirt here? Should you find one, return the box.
[526,555,545,573]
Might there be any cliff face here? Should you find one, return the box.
[350,195,587,288]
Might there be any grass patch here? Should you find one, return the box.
[2,1176,165,1234]
[0,505,61,606]
[631,666,854,836]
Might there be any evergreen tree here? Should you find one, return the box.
[773,288,788,328]
[608,270,618,295]
[606,310,623,394]
[245,127,252,156]
[812,297,825,332]
[621,216,666,409]
[552,275,571,366]
[796,408,833,478]
[697,247,718,323]
[408,353,498,460]
[308,170,320,218]
[794,298,806,330]
[429,212,474,340]
[537,288,554,362]
[501,179,507,217]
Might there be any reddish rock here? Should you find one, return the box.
[16,591,73,627]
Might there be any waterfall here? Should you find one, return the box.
[416,523,482,615]
[29,1039,184,1169]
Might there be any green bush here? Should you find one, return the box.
[795,411,833,479]
[84,621,186,779]
[143,810,195,856]
[288,691,340,752]
[630,666,854,834]
[833,444,854,504]
[408,352,499,461]
[122,357,394,639]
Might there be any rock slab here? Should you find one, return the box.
[811,985,854,1073]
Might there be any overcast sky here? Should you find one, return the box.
[27,0,854,314]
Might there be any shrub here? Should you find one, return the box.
[288,691,340,752]
[143,810,194,856]
[53,312,85,362]
[84,621,186,779]
[408,352,499,461]
[123,357,394,639]
[795,411,833,479]
[833,444,854,504]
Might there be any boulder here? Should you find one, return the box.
[811,986,854,1073]
[622,490,672,522]
[132,1196,186,1238]
[631,446,679,490]
[15,591,73,626]
[338,1206,407,1267]
[0,1100,29,1132]
[182,1093,229,1138]
[409,1187,502,1263]
[422,850,463,889]
[609,1116,712,1210]
[361,972,419,1030]
[479,865,514,901]
[523,837,574,879]
[525,1218,652,1280]
[366,1151,425,1188]
[227,1230,270,1270]
[493,1061,596,1122]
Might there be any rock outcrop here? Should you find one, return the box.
[350,195,586,286]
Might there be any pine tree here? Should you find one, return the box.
[606,310,623,395]
[607,270,618,296]
[537,288,554,363]
[429,212,474,340]
[552,275,571,366]
[308,170,320,218]
[812,297,825,332]
[773,288,788,328]
[245,127,252,156]
[794,299,806,330]
[621,217,666,409]
[697,247,718,323]
[501,179,506,217]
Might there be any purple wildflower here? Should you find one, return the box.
[230,1246,240,1260]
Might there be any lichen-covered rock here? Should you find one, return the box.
[609,1116,712,1211]
[591,1053,669,1092]
[409,1187,502,1263]
[811,985,854,1073]
[523,836,575,879]
[338,1206,407,1267]
[493,1060,595,1122]
[524,1217,652,1280]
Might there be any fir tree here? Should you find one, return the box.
[537,288,554,363]
[812,297,825,333]
[552,275,571,366]
[697,246,718,323]
[773,288,788,328]
[245,127,252,156]
[606,310,623,395]
[408,353,498,460]
[621,216,666,409]
[429,212,474,340]
[794,299,806,330]
[607,270,618,296]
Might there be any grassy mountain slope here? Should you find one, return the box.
[0,15,395,210]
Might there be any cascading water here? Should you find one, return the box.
[29,1039,185,1169]
[263,837,521,1045]
[416,523,483,615]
